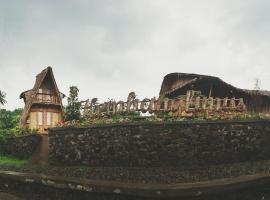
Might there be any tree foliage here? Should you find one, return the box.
[0,109,22,129]
[64,86,81,121]
[0,90,7,106]
[0,108,23,141]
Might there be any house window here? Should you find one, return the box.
[39,88,43,94]
[47,112,51,126]
[38,112,43,125]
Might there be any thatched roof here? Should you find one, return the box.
[19,67,65,126]
[160,73,270,98]
[159,73,270,113]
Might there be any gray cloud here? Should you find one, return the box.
[0,0,269,109]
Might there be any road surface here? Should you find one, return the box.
[0,192,24,200]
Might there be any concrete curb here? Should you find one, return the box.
[0,170,270,198]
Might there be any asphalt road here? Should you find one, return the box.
[0,192,24,200]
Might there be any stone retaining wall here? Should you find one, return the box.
[49,120,270,167]
[0,134,42,159]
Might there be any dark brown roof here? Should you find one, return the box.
[159,72,270,98]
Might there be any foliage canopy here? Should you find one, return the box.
[0,108,36,142]
[64,86,81,121]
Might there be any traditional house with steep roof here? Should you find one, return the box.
[160,73,270,114]
[20,67,65,133]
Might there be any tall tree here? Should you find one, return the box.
[254,78,261,91]
[0,90,7,106]
[64,86,81,121]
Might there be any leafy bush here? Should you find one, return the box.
[0,108,37,142]
[0,108,22,129]
[0,129,9,142]
[11,127,38,137]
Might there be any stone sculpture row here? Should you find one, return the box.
[81,90,247,118]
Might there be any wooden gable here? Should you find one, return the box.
[19,67,65,128]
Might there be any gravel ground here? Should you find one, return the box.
[1,160,270,184]
[0,192,25,200]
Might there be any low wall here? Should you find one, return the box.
[49,120,270,167]
[0,134,42,159]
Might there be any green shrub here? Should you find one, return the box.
[0,108,37,142]
[0,129,10,142]
[0,108,22,129]
[10,127,38,137]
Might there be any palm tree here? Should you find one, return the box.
[0,90,7,106]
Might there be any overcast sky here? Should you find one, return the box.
[0,0,269,110]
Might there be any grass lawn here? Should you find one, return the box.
[0,155,27,167]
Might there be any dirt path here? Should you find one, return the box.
[27,135,49,166]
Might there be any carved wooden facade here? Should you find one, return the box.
[20,67,65,133]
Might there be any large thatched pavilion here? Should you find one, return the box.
[160,73,270,114]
